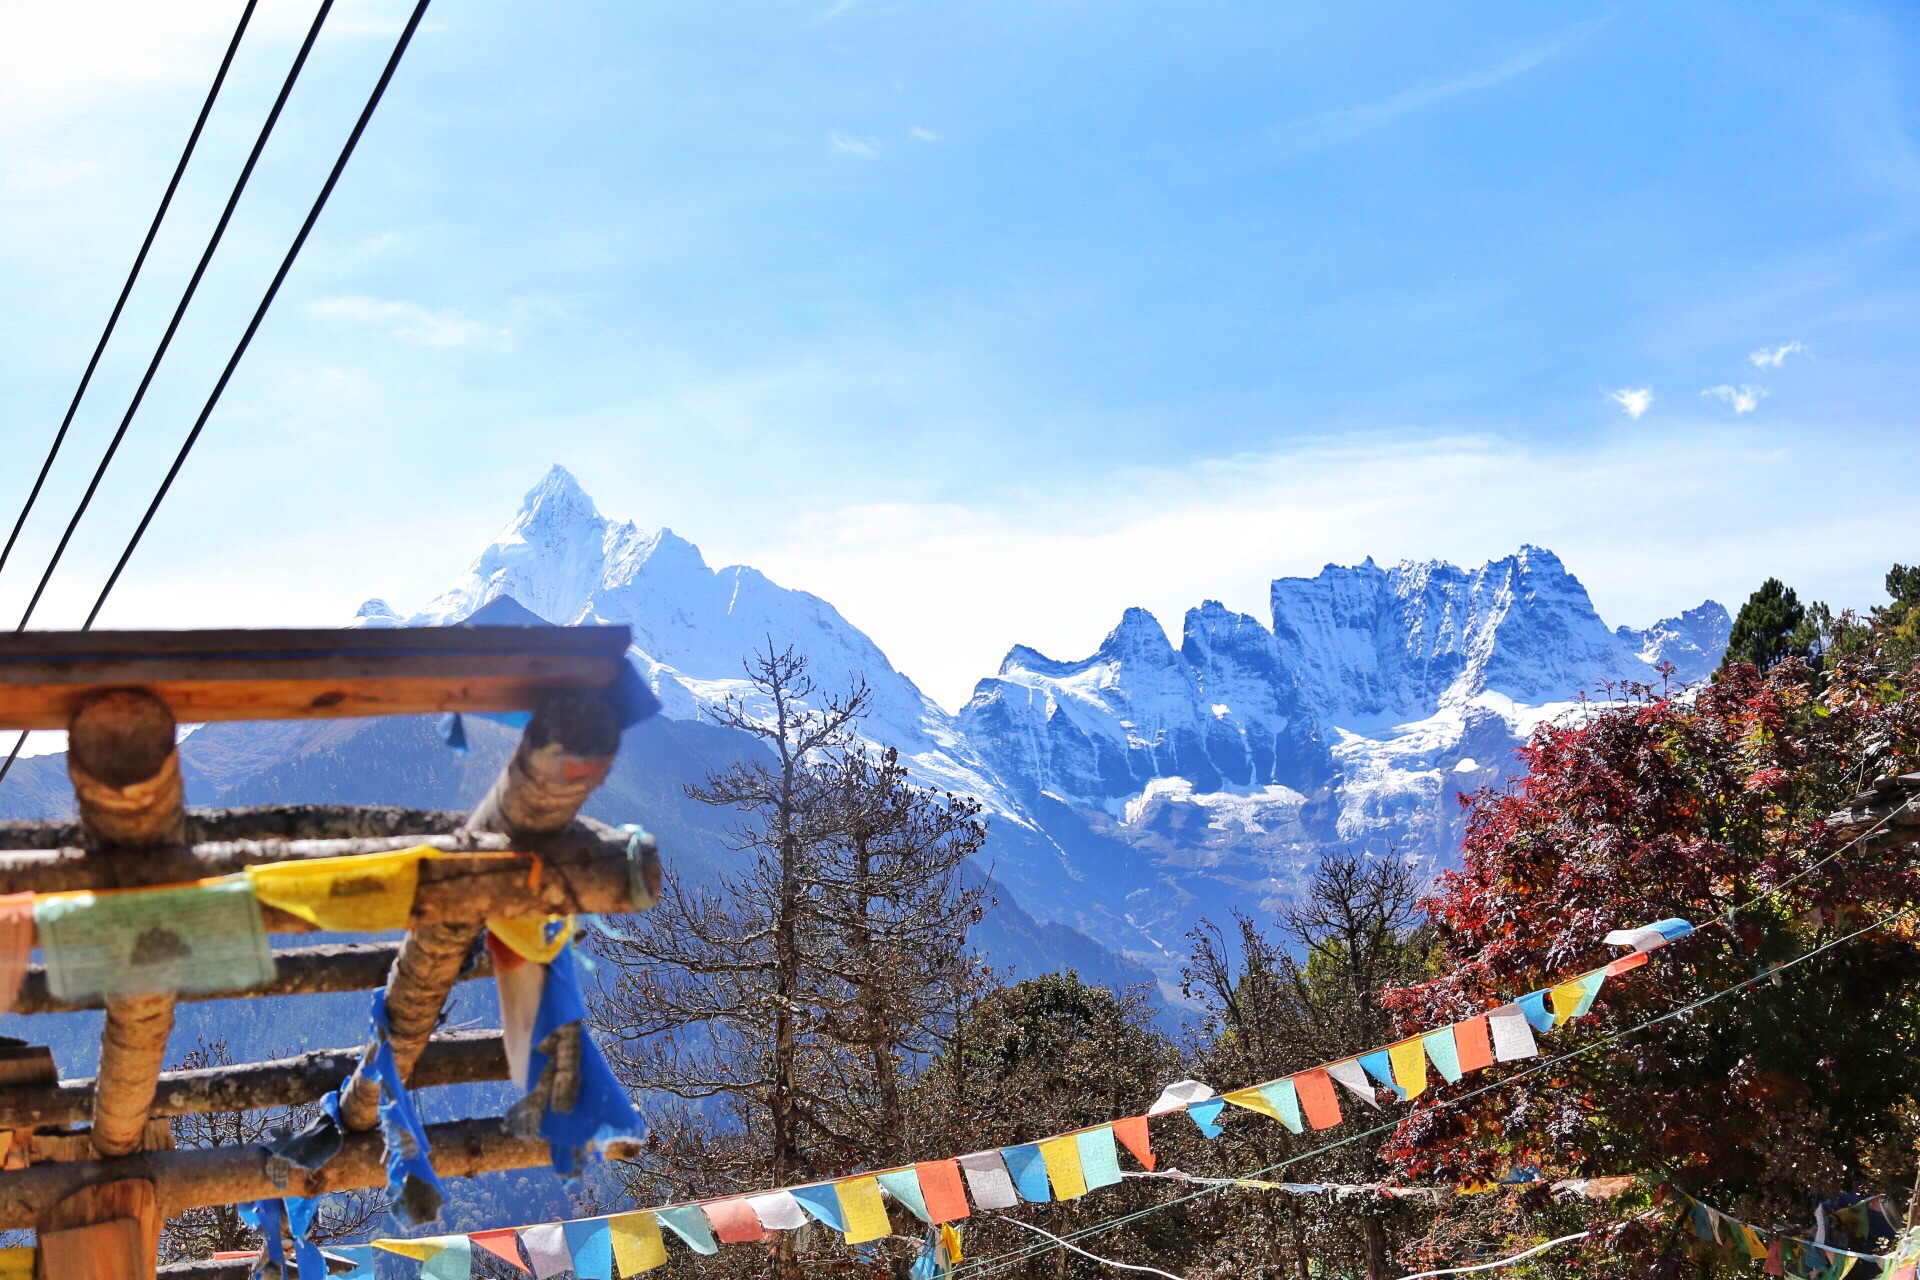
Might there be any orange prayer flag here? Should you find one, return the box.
[469,1230,528,1274]
[1453,1016,1495,1074]
[1606,950,1649,976]
[1293,1069,1342,1130]
[917,1160,971,1223]
[703,1198,766,1244]
[1112,1115,1155,1171]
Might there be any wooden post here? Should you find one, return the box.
[339,694,620,1130]
[38,1179,159,1279]
[66,690,187,1164]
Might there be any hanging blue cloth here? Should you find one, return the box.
[1517,990,1556,1033]
[238,1197,328,1280]
[525,945,642,1176]
[436,656,659,751]
[370,989,446,1223]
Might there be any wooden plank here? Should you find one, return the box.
[0,1117,642,1229]
[14,940,494,1016]
[0,1031,507,1128]
[39,1178,158,1280]
[0,625,631,729]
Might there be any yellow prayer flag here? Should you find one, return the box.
[836,1176,893,1244]
[1387,1038,1428,1099]
[0,1248,30,1280]
[940,1224,964,1265]
[1549,979,1589,1026]
[488,915,575,964]
[1741,1225,1767,1260]
[611,1212,669,1274]
[374,1236,460,1261]
[1038,1135,1089,1200]
[247,846,436,932]
[1222,1086,1282,1121]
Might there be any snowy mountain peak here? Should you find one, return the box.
[1616,600,1731,686]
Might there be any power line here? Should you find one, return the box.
[8,0,336,639]
[0,0,261,585]
[84,0,438,633]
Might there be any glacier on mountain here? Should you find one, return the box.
[356,467,1729,990]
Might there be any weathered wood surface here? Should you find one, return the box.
[0,1117,641,1229]
[13,941,495,1016]
[0,804,470,850]
[69,692,185,1162]
[39,1177,159,1280]
[341,694,620,1132]
[0,625,631,729]
[0,1031,506,1129]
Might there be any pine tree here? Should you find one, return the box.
[1720,577,1824,672]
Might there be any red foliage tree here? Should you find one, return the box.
[1382,652,1920,1275]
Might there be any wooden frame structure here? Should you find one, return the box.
[0,627,659,1279]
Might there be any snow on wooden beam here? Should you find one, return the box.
[0,1031,507,1129]
[340,693,620,1132]
[12,941,495,1016]
[0,1117,640,1230]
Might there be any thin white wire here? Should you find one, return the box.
[1397,1230,1591,1279]
[994,1214,1188,1280]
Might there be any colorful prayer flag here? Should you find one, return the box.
[1358,1050,1404,1100]
[1293,1069,1342,1130]
[609,1213,668,1275]
[376,1237,472,1280]
[747,1192,807,1232]
[487,916,574,965]
[1488,1004,1539,1061]
[1741,1224,1767,1261]
[655,1207,719,1255]
[917,1160,971,1222]
[520,1225,572,1280]
[1001,1144,1053,1202]
[1148,1080,1214,1115]
[1038,1135,1089,1200]
[1077,1128,1123,1191]
[958,1151,1020,1209]
[1517,990,1555,1032]
[1453,1016,1494,1073]
[878,1170,930,1224]
[836,1176,893,1245]
[1182,1096,1223,1137]
[1422,1028,1462,1084]
[1261,1079,1304,1133]
[1387,1038,1428,1099]
[468,1230,528,1274]
[35,875,275,1000]
[1112,1115,1155,1170]
[1326,1059,1379,1107]
[561,1219,614,1280]
[1605,951,1649,976]
[1222,1085,1280,1120]
[702,1199,766,1244]
[791,1184,848,1231]
[246,846,434,932]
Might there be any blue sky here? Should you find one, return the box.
[1,0,1917,708]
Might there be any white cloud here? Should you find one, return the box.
[909,126,940,143]
[1703,384,1767,414]
[830,132,879,158]
[1749,341,1807,369]
[1607,387,1653,419]
[308,296,513,352]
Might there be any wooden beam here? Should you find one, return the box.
[1,804,471,850]
[0,1031,507,1129]
[340,694,620,1131]
[39,1178,159,1280]
[0,819,623,892]
[67,691,186,1163]
[0,1117,642,1229]
[13,941,495,1016]
[0,625,631,729]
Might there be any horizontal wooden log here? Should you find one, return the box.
[13,941,495,1016]
[0,1032,506,1129]
[0,806,470,852]
[0,1117,641,1229]
[0,625,631,730]
[0,818,624,892]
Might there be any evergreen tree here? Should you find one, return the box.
[1720,577,1823,672]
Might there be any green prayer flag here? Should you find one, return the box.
[878,1169,930,1223]
[1422,1028,1462,1084]
[1259,1079,1304,1133]
[35,875,275,1001]
[1076,1127,1123,1190]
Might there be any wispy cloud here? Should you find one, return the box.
[909,126,940,143]
[309,296,513,352]
[1703,384,1767,414]
[1607,387,1653,419]
[1749,341,1807,369]
[830,132,879,158]
[818,0,858,21]
[1270,15,1612,157]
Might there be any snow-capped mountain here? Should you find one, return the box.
[352,468,1727,992]
[376,466,1020,813]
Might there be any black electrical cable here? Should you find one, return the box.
[0,0,261,585]
[86,0,437,633]
[8,0,336,640]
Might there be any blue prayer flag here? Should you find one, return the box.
[1518,990,1556,1032]
[562,1219,614,1280]
[1187,1097,1227,1137]
[1357,1051,1406,1100]
[1000,1145,1052,1202]
[791,1184,848,1231]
